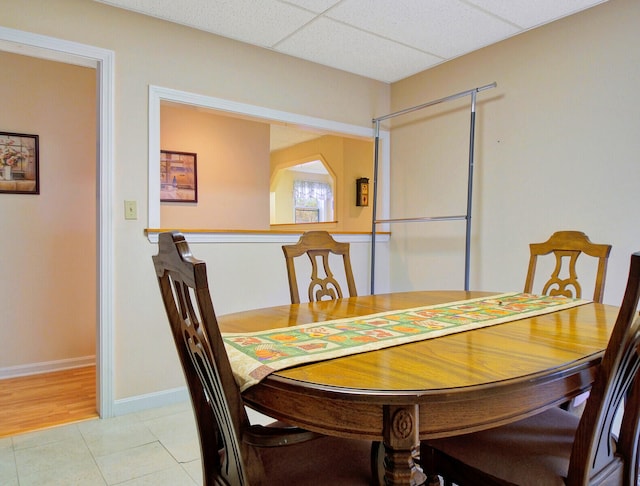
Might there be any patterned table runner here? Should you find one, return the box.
[223,293,588,391]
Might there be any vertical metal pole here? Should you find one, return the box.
[371,83,494,294]
[464,91,477,291]
[371,120,380,294]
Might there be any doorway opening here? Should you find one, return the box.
[0,27,115,418]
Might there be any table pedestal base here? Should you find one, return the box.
[383,405,427,485]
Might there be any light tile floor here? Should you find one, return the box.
[0,401,203,485]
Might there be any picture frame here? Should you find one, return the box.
[0,131,39,195]
[160,150,198,203]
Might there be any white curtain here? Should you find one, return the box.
[293,180,333,200]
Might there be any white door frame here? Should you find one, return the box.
[0,27,115,417]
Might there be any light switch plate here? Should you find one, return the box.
[124,200,137,220]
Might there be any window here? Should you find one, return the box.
[293,180,333,223]
[270,157,335,225]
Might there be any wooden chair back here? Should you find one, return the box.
[282,231,357,304]
[153,231,253,485]
[567,250,640,484]
[153,232,379,485]
[524,230,612,303]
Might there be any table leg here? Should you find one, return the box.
[383,405,427,485]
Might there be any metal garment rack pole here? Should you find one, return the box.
[370,82,496,294]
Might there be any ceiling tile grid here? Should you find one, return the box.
[465,0,608,29]
[276,16,443,83]
[96,0,608,83]
[323,0,520,58]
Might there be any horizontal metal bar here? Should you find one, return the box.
[374,215,467,224]
[372,82,496,123]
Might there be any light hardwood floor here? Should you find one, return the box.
[0,366,97,438]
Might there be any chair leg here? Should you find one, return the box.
[426,474,442,485]
[370,441,385,486]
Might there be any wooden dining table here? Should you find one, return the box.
[217,290,619,486]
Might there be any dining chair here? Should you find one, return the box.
[420,251,640,486]
[525,231,612,412]
[153,231,377,485]
[524,230,612,303]
[282,230,357,304]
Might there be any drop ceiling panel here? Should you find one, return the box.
[325,0,519,58]
[100,0,317,47]
[95,0,609,82]
[283,0,342,14]
[465,0,606,29]
[277,17,443,82]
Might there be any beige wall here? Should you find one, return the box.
[160,105,270,230]
[1,0,389,401]
[342,138,375,232]
[0,52,96,369]
[388,0,640,304]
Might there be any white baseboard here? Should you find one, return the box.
[113,386,190,416]
[0,355,96,379]
[111,386,273,426]
[246,407,274,425]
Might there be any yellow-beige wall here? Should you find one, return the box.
[0,51,96,370]
[270,163,333,225]
[270,135,374,232]
[388,0,640,302]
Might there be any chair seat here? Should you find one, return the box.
[425,407,580,486]
[259,435,373,485]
